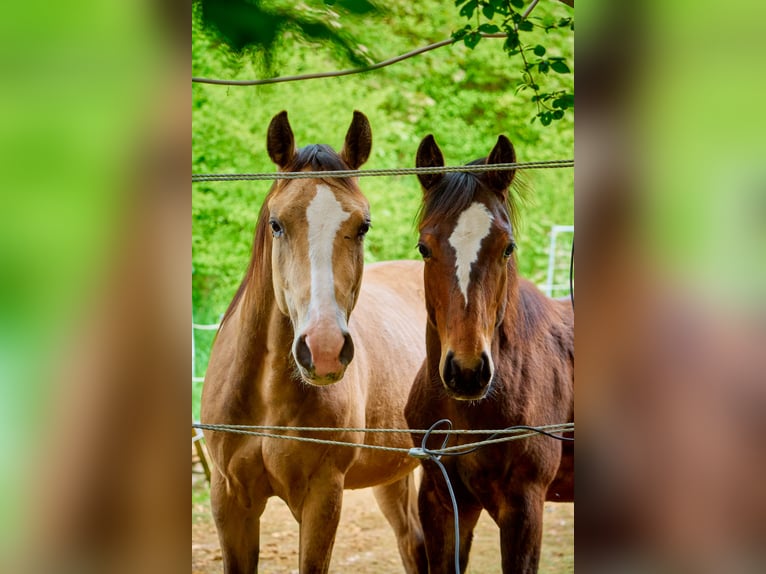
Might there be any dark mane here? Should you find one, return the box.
[417,157,522,230]
[218,144,356,330]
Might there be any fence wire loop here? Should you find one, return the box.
[408,418,454,460]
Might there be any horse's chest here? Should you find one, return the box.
[455,447,515,485]
[449,438,559,504]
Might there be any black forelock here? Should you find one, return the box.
[417,157,519,229]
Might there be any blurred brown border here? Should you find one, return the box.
[576,2,766,571]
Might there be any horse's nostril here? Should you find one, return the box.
[295,334,313,371]
[443,351,455,384]
[339,332,354,366]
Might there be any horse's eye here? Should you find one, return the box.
[269,219,283,237]
[504,241,516,258]
[357,221,371,238]
[417,242,431,259]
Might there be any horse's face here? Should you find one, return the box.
[416,135,517,400]
[266,111,372,386]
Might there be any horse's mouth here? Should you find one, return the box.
[298,366,346,387]
[441,375,493,401]
[443,385,491,402]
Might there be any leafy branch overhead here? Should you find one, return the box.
[452,0,574,125]
[195,0,379,70]
[194,0,572,127]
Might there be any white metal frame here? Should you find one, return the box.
[542,224,574,298]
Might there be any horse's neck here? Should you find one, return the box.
[499,277,574,374]
[230,267,295,394]
[499,279,545,353]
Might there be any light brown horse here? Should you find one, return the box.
[201,111,428,573]
[405,135,574,573]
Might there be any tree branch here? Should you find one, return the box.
[192,33,506,86]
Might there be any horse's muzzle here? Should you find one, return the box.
[442,350,493,400]
[294,330,354,385]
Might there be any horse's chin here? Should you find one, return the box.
[298,368,346,387]
[442,382,492,402]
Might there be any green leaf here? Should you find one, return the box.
[538,60,549,74]
[459,0,479,19]
[540,112,552,126]
[552,93,575,109]
[533,44,546,56]
[479,23,500,34]
[464,31,482,49]
[550,60,571,74]
[503,29,520,52]
[452,25,471,41]
[553,110,565,120]
[482,4,495,19]
[518,20,533,32]
[510,0,525,8]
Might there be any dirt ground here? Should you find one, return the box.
[192,464,573,573]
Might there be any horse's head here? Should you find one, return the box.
[265,110,372,385]
[415,134,517,400]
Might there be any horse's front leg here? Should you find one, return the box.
[297,470,345,574]
[372,473,427,573]
[209,466,270,574]
[418,464,482,574]
[497,485,547,574]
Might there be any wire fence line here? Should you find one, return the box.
[192,158,574,183]
[192,422,574,456]
[192,422,573,435]
[193,417,574,570]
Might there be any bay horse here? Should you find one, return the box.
[404,134,574,573]
[201,111,428,573]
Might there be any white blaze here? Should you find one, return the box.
[448,202,494,305]
[306,184,351,316]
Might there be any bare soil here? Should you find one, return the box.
[192,466,573,573]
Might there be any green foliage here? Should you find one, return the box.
[452,0,574,125]
[194,0,379,72]
[192,0,573,398]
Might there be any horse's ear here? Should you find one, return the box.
[340,110,372,170]
[267,110,296,169]
[415,134,445,191]
[485,135,516,192]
